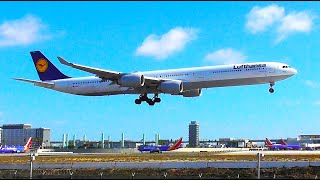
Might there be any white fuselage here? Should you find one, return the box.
[42,62,297,96]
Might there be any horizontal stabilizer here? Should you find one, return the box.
[13,78,54,88]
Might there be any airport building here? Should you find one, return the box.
[1,124,50,147]
[189,121,199,147]
[298,134,320,142]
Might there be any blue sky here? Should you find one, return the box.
[0,2,319,142]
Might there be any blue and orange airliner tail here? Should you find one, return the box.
[280,139,287,145]
[23,137,33,152]
[30,51,70,81]
[167,137,183,151]
[265,138,273,147]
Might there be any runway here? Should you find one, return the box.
[0,148,320,170]
[3,147,320,156]
[1,161,320,169]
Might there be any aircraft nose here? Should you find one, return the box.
[291,68,298,75]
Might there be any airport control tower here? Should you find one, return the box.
[189,121,199,147]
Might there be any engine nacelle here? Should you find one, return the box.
[182,89,202,97]
[117,73,145,88]
[159,80,183,94]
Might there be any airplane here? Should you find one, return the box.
[138,137,183,153]
[14,51,297,105]
[0,137,32,153]
[265,138,301,150]
[265,138,287,150]
[280,139,302,150]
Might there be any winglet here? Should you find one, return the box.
[57,56,73,66]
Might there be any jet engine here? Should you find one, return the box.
[182,89,202,97]
[117,73,145,88]
[159,80,183,94]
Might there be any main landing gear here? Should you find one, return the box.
[269,82,275,93]
[135,94,161,106]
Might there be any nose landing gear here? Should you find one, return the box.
[269,82,275,93]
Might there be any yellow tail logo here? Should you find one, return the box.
[36,58,48,72]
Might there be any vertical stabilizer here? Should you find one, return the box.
[265,138,273,147]
[30,51,70,81]
[23,137,32,151]
[167,137,183,151]
[280,139,287,145]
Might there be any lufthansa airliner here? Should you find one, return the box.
[14,51,297,106]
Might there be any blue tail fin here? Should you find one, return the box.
[30,51,70,81]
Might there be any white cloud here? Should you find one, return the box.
[276,12,314,43]
[204,48,247,65]
[246,4,285,33]
[314,101,320,105]
[246,4,315,43]
[0,15,51,47]
[304,80,320,88]
[278,99,301,106]
[135,27,198,60]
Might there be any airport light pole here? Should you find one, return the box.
[29,151,36,179]
[257,153,264,179]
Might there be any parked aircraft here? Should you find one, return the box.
[0,137,32,153]
[265,138,285,150]
[138,137,183,153]
[15,51,297,105]
[265,138,301,150]
[280,139,302,150]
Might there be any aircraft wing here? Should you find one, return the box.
[58,57,122,80]
[57,56,162,87]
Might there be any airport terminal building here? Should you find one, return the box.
[1,124,50,147]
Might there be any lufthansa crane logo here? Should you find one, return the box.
[36,58,48,72]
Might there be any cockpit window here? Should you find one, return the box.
[282,65,290,68]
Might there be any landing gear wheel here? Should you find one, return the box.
[135,99,142,104]
[147,101,155,106]
[268,82,275,93]
[154,97,161,103]
[269,88,274,93]
[139,94,148,101]
[146,99,155,106]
